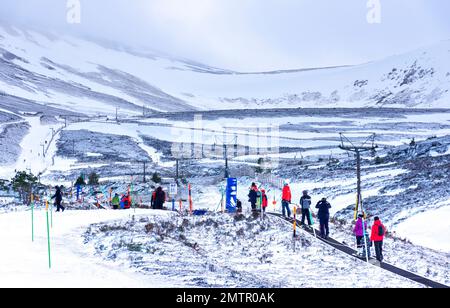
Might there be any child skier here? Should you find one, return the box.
[260,189,268,213]
[111,193,120,210]
[353,214,368,253]
[51,186,65,212]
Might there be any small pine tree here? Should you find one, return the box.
[374,156,384,165]
[254,167,263,174]
[11,171,38,205]
[152,172,162,184]
[255,157,264,174]
[88,172,100,186]
[0,180,8,191]
[75,175,86,186]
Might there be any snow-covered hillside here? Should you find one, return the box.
[0,208,423,288]
[0,23,449,117]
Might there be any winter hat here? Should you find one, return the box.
[303,190,308,195]
[374,216,380,221]
[358,214,364,218]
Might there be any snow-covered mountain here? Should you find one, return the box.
[0,23,449,117]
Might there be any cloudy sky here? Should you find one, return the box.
[1,0,449,71]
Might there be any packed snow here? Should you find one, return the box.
[0,207,422,288]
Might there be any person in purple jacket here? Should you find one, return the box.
[353,214,367,250]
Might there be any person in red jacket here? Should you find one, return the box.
[121,194,131,209]
[370,217,387,262]
[281,182,292,218]
[151,190,157,209]
[261,189,268,213]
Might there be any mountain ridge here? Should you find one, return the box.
[0,23,449,117]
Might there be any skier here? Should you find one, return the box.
[281,182,292,218]
[260,189,268,213]
[248,183,259,212]
[316,197,331,239]
[150,188,157,209]
[236,199,243,213]
[154,186,166,210]
[121,194,131,210]
[111,193,120,210]
[51,186,65,212]
[353,214,368,255]
[299,190,312,226]
[370,217,387,262]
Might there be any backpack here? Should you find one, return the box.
[378,225,385,237]
[301,197,311,209]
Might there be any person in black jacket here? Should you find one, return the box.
[51,186,65,212]
[316,198,331,239]
[248,183,258,211]
[154,187,166,210]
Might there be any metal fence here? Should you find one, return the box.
[256,174,284,189]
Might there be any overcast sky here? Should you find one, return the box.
[1,0,449,71]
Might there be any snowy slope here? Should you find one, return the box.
[0,207,422,288]
[394,202,450,253]
[0,209,180,287]
[0,23,449,117]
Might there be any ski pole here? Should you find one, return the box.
[260,191,263,221]
[51,200,53,228]
[309,210,317,238]
[293,205,297,238]
[45,199,52,269]
[109,187,112,206]
[131,181,136,213]
[361,216,369,263]
[188,184,193,215]
[220,188,224,214]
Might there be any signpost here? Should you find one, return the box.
[170,183,177,212]
[226,178,237,213]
